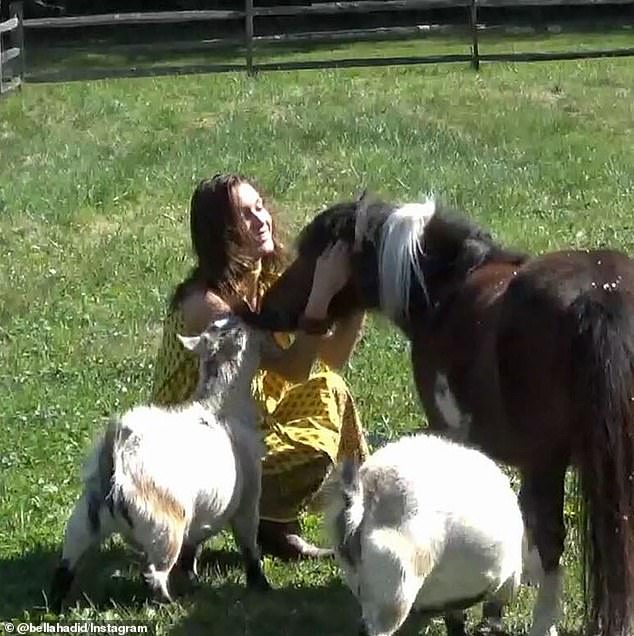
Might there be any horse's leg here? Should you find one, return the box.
[520,461,567,636]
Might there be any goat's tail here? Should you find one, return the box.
[82,418,127,528]
[49,419,124,614]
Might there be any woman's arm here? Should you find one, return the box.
[317,311,366,370]
[181,290,232,336]
[260,241,352,382]
[259,272,336,382]
[180,242,357,383]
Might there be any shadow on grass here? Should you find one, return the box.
[0,541,147,620]
[167,574,360,636]
[0,542,586,635]
[0,543,60,620]
[0,539,356,632]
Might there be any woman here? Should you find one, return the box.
[150,173,368,560]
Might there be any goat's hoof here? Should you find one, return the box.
[49,561,74,614]
[49,599,63,615]
[149,588,174,605]
[186,572,200,586]
[143,573,174,604]
[475,621,507,636]
[247,573,272,592]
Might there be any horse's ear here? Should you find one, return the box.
[455,237,492,276]
[353,189,373,252]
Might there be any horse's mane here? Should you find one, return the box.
[291,194,528,324]
[295,196,394,257]
[296,195,526,268]
[423,203,529,276]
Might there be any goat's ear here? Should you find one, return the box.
[340,458,360,495]
[177,334,202,352]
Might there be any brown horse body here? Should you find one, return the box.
[244,196,634,636]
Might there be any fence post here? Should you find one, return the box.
[469,0,480,70]
[0,0,4,92]
[245,0,254,75]
[9,1,23,85]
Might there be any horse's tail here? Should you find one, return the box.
[570,290,634,636]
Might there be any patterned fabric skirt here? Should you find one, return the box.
[256,370,369,522]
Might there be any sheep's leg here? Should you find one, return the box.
[230,474,271,591]
[49,493,114,614]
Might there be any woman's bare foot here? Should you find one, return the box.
[258,520,333,560]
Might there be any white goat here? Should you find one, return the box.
[50,316,272,612]
[323,432,525,636]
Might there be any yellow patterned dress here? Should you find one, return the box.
[149,309,368,522]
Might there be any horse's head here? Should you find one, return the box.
[243,192,526,334]
[363,199,527,328]
[241,193,396,331]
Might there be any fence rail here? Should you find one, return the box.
[23,9,244,28]
[0,2,24,96]
[7,0,634,84]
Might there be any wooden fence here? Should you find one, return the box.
[8,0,634,83]
[0,1,24,94]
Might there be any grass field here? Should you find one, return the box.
[1,31,634,635]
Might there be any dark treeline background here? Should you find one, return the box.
[18,0,634,16]
[6,0,633,43]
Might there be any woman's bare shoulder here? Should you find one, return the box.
[180,289,232,335]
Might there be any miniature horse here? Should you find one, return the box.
[241,194,634,636]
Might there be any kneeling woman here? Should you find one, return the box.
[150,173,369,559]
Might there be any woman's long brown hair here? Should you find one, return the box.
[170,174,287,310]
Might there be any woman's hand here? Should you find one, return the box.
[304,241,351,320]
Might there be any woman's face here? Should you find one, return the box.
[236,182,274,257]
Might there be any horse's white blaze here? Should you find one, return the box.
[434,372,471,439]
[528,567,562,636]
[378,199,436,321]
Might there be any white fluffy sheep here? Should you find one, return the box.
[323,432,525,636]
[50,316,272,612]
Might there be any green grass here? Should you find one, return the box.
[1,32,634,635]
